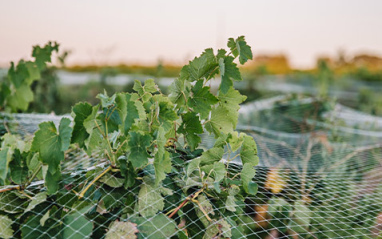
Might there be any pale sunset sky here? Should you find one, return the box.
[0,0,381,68]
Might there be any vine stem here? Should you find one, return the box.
[168,198,190,218]
[114,140,127,155]
[78,165,112,199]
[104,120,116,166]
[106,106,117,121]
[26,164,42,186]
[181,91,188,105]
[0,163,42,194]
[168,188,204,219]
[94,119,115,166]
[230,171,241,180]
[205,66,219,82]
[0,185,20,193]
[94,119,106,138]
[18,190,33,200]
[202,120,210,126]
[193,198,212,222]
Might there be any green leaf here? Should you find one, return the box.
[154,127,171,185]
[168,78,190,106]
[178,112,203,151]
[219,56,242,94]
[187,80,218,119]
[247,181,258,195]
[26,153,41,179]
[109,130,119,147]
[118,157,137,188]
[203,218,232,239]
[0,191,26,214]
[12,61,33,86]
[226,185,240,212]
[200,161,226,183]
[43,165,61,195]
[133,80,144,94]
[218,57,225,76]
[205,106,234,137]
[218,87,246,127]
[0,147,12,181]
[177,230,188,239]
[143,79,158,93]
[0,82,10,107]
[241,163,256,195]
[39,210,50,227]
[63,211,93,239]
[211,162,226,183]
[199,147,224,166]
[133,79,158,102]
[227,38,238,56]
[25,61,41,83]
[0,215,14,239]
[71,102,93,147]
[59,118,73,150]
[219,219,232,238]
[157,101,178,131]
[9,150,29,184]
[1,133,29,152]
[97,91,116,108]
[127,132,152,169]
[203,224,220,239]
[186,158,201,177]
[116,93,140,135]
[137,176,165,217]
[7,61,28,88]
[228,132,244,152]
[25,192,47,213]
[225,195,237,212]
[31,118,72,174]
[227,36,253,64]
[105,220,139,239]
[21,207,62,239]
[6,84,34,111]
[179,65,190,80]
[131,93,147,120]
[213,133,230,148]
[100,173,125,188]
[187,48,218,81]
[134,79,158,95]
[2,42,58,112]
[195,194,214,227]
[83,105,105,155]
[32,42,59,70]
[240,135,259,166]
[130,214,177,239]
[99,106,122,134]
[217,48,227,59]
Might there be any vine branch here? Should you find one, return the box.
[78,165,112,199]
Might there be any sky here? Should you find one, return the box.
[0,0,382,68]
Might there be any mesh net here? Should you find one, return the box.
[1,94,382,238]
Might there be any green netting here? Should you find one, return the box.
[1,94,382,238]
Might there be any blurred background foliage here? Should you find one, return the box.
[1,47,382,116]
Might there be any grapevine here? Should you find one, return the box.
[0,36,259,238]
